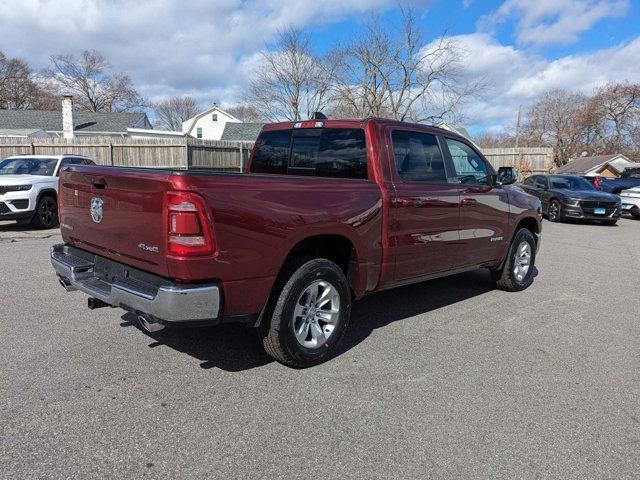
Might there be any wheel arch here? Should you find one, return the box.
[280,233,360,297]
[36,188,58,203]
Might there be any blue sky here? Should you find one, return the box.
[0,0,638,133]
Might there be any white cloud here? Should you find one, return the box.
[481,0,629,46]
[450,33,640,131]
[0,0,391,108]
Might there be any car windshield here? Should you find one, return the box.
[549,176,596,191]
[0,157,58,176]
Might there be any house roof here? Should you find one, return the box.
[0,128,48,137]
[0,109,149,134]
[220,122,264,142]
[556,154,630,174]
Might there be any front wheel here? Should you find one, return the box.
[261,257,351,368]
[31,195,58,229]
[490,228,537,292]
[630,210,640,220]
[547,200,561,222]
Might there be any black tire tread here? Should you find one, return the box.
[262,256,350,368]
[31,195,58,229]
[491,228,537,292]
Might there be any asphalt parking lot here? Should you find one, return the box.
[1,217,640,479]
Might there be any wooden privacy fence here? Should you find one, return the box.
[0,137,554,176]
[0,137,253,171]
[480,147,554,175]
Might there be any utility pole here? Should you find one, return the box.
[515,104,522,149]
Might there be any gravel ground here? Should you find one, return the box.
[1,217,639,479]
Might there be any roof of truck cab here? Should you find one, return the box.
[259,118,467,139]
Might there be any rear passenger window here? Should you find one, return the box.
[289,128,367,179]
[391,130,447,183]
[250,130,292,174]
[251,127,367,179]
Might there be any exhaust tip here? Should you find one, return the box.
[58,276,77,292]
[137,314,165,333]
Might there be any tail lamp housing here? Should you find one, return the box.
[166,191,215,257]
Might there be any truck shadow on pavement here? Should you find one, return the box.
[123,268,534,372]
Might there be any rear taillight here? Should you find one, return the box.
[166,192,214,257]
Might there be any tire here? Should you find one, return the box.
[261,257,351,368]
[490,228,537,292]
[547,200,561,222]
[601,219,618,226]
[631,211,640,220]
[31,195,58,229]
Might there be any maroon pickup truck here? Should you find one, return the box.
[51,118,542,367]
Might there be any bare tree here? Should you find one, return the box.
[46,50,144,112]
[152,96,200,131]
[523,89,592,166]
[0,51,43,109]
[226,104,265,122]
[244,29,332,121]
[328,6,482,123]
[592,82,640,154]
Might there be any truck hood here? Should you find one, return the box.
[0,174,55,185]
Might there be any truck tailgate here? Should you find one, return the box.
[59,166,172,278]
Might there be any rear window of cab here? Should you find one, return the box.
[250,127,367,179]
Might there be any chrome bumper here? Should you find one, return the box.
[51,244,221,323]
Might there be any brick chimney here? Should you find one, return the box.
[62,95,74,139]
[105,102,111,113]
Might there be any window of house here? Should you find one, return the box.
[196,127,203,139]
[445,138,490,185]
[391,130,447,183]
[211,114,218,122]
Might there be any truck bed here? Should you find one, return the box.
[59,165,384,316]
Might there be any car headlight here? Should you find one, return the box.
[0,184,32,194]
[565,197,580,206]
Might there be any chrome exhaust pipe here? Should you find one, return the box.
[137,313,165,333]
[58,276,77,292]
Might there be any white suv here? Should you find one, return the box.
[0,154,95,229]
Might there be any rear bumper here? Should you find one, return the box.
[51,243,221,324]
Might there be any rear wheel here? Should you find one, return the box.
[490,228,537,292]
[261,257,351,368]
[547,200,561,222]
[31,195,58,229]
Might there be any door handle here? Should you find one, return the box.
[461,198,477,206]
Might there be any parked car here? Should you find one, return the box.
[619,186,640,219]
[0,154,95,229]
[50,118,542,367]
[596,168,640,193]
[521,174,621,225]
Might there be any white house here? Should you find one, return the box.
[182,105,241,140]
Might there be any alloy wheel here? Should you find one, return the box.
[40,198,57,227]
[292,280,340,349]
[513,241,532,283]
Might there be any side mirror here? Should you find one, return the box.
[497,166,519,186]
